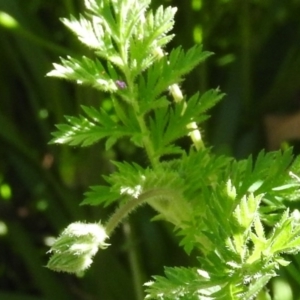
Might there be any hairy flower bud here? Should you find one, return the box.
[47,222,109,274]
[169,84,183,103]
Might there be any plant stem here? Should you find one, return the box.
[135,111,159,167]
[105,188,176,236]
[122,221,145,300]
[117,27,160,167]
[123,68,159,167]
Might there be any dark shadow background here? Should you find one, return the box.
[1,0,300,299]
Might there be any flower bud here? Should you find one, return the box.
[115,80,127,89]
[47,222,109,274]
[169,84,183,103]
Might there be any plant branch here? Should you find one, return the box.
[105,188,177,236]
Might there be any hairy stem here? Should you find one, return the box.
[135,111,159,167]
[105,188,177,236]
[123,68,159,167]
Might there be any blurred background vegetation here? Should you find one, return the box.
[1,0,300,299]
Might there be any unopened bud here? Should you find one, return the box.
[47,222,109,274]
[152,47,164,59]
[169,84,183,102]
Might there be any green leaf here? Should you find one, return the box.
[119,0,150,43]
[233,193,262,231]
[129,5,177,74]
[50,105,140,147]
[148,90,224,156]
[84,0,119,47]
[243,275,273,300]
[229,149,295,203]
[61,14,118,63]
[254,216,265,239]
[47,56,120,92]
[82,185,120,207]
[138,46,212,103]
[145,267,210,300]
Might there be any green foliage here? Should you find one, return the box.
[50,104,141,148]
[45,0,300,299]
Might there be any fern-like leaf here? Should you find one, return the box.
[50,105,140,148]
[47,56,121,92]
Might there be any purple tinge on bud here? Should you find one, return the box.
[46,222,109,274]
[115,80,127,89]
